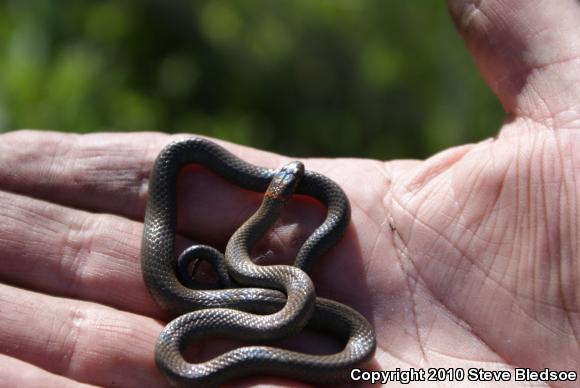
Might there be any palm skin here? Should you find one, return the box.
[0,0,579,387]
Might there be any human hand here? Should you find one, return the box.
[0,0,579,387]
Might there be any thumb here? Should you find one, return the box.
[447,0,580,128]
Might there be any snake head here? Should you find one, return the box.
[265,161,305,202]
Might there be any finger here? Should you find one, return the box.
[0,187,336,318]
[0,283,165,388]
[0,130,286,222]
[0,354,97,388]
[0,283,358,388]
[0,188,204,317]
[448,0,580,127]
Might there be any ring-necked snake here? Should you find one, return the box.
[141,138,376,386]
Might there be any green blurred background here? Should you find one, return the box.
[0,1,503,159]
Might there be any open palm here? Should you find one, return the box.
[1,0,579,387]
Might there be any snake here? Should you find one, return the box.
[141,138,376,386]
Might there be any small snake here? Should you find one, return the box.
[141,138,376,386]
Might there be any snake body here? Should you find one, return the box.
[141,138,376,386]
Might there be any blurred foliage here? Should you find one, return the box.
[0,0,502,159]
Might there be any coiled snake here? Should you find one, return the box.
[141,138,376,386]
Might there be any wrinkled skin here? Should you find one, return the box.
[0,0,579,387]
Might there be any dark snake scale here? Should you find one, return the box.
[141,138,376,386]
